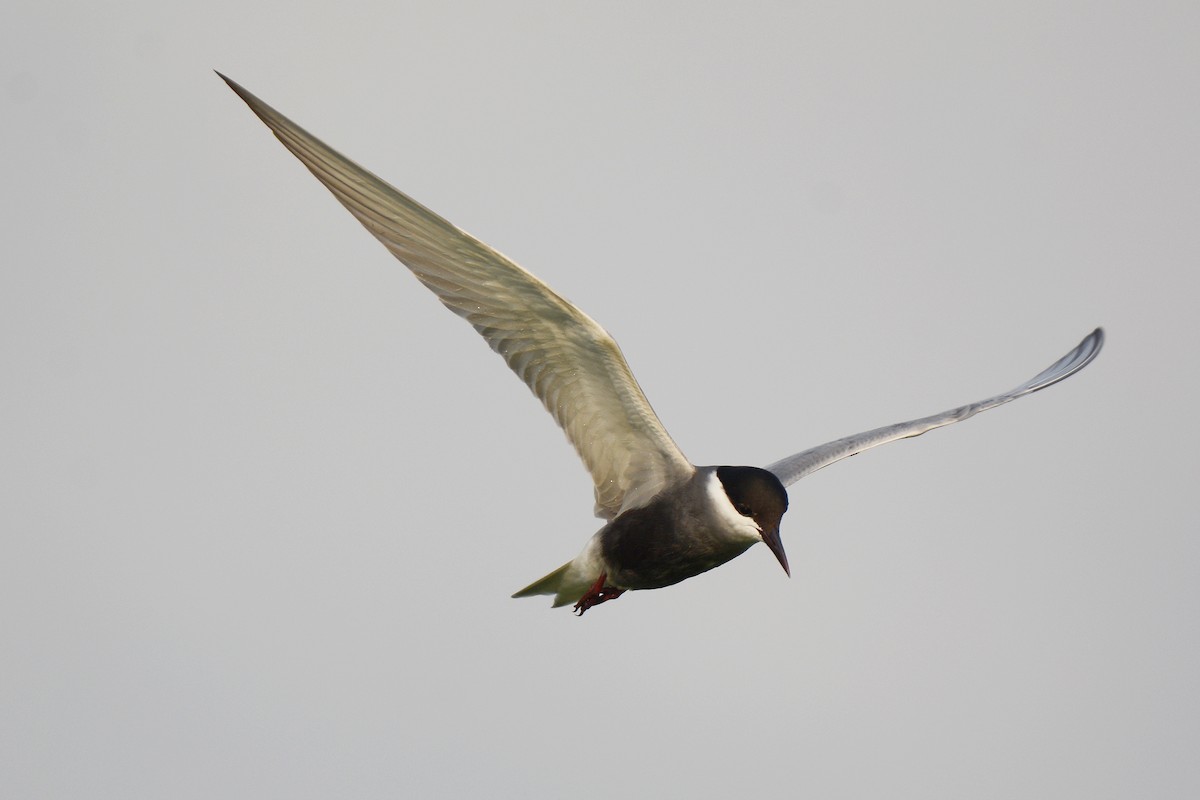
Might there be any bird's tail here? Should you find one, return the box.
[511,561,575,606]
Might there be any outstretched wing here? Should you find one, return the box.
[766,328,1104,487]
[221,74,694,519]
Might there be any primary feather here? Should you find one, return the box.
[766,328,1104,486]
[219,73,693,520]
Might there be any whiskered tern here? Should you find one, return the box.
[220,74,1103,615]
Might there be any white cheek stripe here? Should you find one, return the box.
[705,471,763,542]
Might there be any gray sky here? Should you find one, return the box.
[3,2,1198,797]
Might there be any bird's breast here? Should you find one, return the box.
[598,502,756,590]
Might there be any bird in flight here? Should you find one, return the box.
[220,74,1103,615]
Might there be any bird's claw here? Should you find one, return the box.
[574,573,625,616]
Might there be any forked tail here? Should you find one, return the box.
[512,562,571,599]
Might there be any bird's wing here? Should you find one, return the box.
[766,328,1104,487]
[221,74,694,519]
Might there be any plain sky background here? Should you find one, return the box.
[3,2,1198,798]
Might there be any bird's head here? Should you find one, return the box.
[716,465,790,575]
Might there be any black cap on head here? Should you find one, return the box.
[716,466,790,575]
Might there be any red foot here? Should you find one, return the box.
[573,573,626,616]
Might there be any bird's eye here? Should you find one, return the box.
[736,504,752,516]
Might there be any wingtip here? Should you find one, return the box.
[215,71,252,102]
[215,72,288,134]
[1078,326,1106,366]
